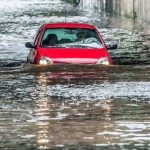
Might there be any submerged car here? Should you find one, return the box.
[25,22,117,65]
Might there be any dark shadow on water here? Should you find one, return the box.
[0,61,26,68]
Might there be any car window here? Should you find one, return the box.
[41,27,103,48]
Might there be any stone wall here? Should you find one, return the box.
[79,0,150,23]
[108,0,150,23]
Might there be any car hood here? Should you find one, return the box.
[37,47,111,64]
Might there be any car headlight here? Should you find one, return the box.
[97,57,110,65]
[39,56,53,65]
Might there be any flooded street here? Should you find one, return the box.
[0,0,150,149]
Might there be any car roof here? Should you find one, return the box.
[43,22,96,29]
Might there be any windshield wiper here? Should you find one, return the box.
[62,44,98,48]
[42,44,66,48]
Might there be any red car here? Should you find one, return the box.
[25,22,117,65]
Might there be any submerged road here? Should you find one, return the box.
[0,0,150,149]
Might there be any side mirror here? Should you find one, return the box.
[106,43,117,50]
[25,42,36,49]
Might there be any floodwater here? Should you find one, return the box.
[0,0,150,149]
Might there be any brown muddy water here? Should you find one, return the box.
[1,65,150,150]
[0,0,150,150]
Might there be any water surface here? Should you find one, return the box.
[0,0,150,149]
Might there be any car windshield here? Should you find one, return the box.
[40,28,104,48]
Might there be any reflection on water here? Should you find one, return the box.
[36,73,50,149]
[35,71,114,148]
[33,71,114,149]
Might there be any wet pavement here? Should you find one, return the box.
[0,0,150,149]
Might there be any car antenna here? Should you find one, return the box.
[64,0,67,22]
[65,10,67,22]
